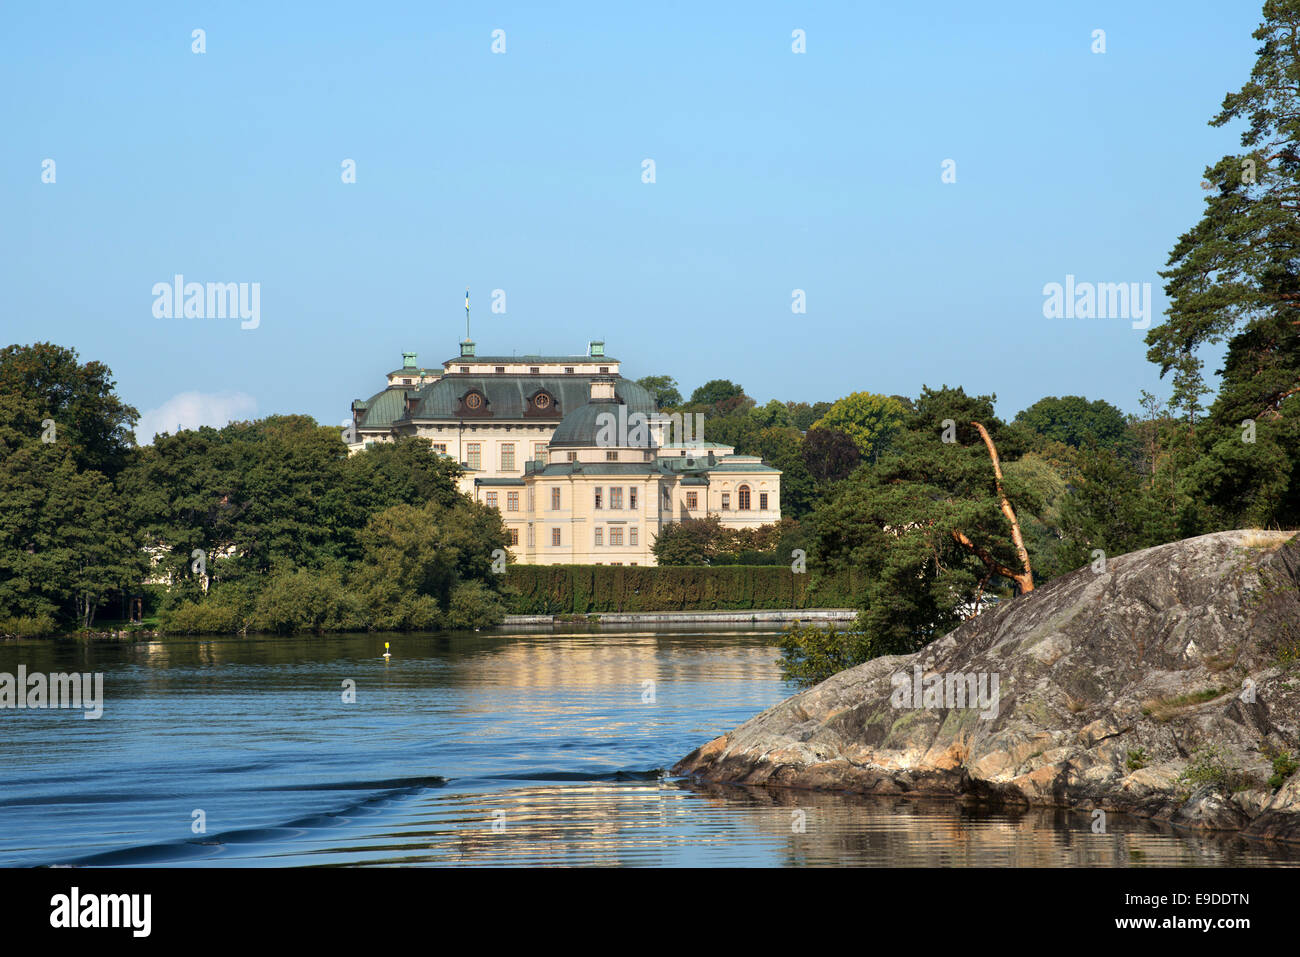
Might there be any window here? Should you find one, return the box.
[610,487,623,509]
[495,366,505,374]
[567,451,577,462]
[629,488,637,509]
[594,487,603,509]
[721,492,730,510]
[530,366,540,374]
[551,487,561,510]
[403,378,412,385]
[610,528,623,546]
[606,451,618,461]
[432,442,448,454]
[686,491,698,509]
[599,366,609,373]
[551,527,561,546]
[485,491,498,509]
[460,366,469,373]
[466,443,481,470]
[760,492,768,510]
[629,527,638,546]
[533,442,546,462]
[507,491,519,511]
[527,524,535,547]
[595,528,603,546]
[738,485,751,510]
[508,528,519,545]
[501,443,516,471]
[527,488,535,512]
[564,366,575,374]
[663,486,671,502]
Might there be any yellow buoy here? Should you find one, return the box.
[383,641,391,660]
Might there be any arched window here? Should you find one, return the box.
[738,485,751,510]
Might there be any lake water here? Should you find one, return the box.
[1,629,1297,867]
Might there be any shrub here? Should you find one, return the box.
[251,567,361,634]
[444,580,507,630]
[0,614,59,637]
[504,565,857,614]
[778,623,878,688]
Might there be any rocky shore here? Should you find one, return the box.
[674,530,1300,842]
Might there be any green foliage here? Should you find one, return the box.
[1051,443,1179,576]
[1014,395,1132,452]
[740,427,817,518]
[252,567,362,634]
[1176,745,1248,796]
[1267,749,1300,790]
[778,624,877,688]
[504,564,856,614]
[0,615,59,637]
[0,341,138,478]
[811,385,1034,659]
[445,580,507,630]
[688,379,747,407]
[811,392,907,460]
[1145,1,1300,517]
[0,344,147,629]
[652,517,807,566]
[350,497,509,630]
[801,427,862,484]
[1126,748,1148,772]
[635,375,683,410]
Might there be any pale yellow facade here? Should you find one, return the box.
[350,340,781,566]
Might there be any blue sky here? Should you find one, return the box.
[1,1,1261,440]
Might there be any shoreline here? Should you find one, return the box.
[499,608,857,626]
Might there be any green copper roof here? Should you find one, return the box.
[443,355,619,365]
[355,375,654,431]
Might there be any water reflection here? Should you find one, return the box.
[0,631,1297,867]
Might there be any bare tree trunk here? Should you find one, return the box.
[970,421,1034,594]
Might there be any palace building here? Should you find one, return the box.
[349,338,781,565]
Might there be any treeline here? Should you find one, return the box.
[505,564,858,614]
[0,343,510,636]
[770,0,1300,684]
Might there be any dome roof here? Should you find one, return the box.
[548,402,625,448]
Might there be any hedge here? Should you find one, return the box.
[504,565,861,614]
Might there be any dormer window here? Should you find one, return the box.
[534,392,551,410]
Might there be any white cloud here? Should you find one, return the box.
[135,391,258,444]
